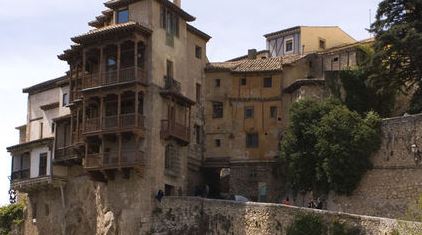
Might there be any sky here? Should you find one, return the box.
[0,0,382,206]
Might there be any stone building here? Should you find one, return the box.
[7,0,210,234]
[7,1,419,233]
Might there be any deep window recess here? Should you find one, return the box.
[62,93,69,106]
[212,102,223,118]
[270,106,278,119]
[195,125,202,144]
[244,106,254,119]
[240,78,247,86]
[215,139,221,147]
[319,39,326,49]
[116,8,129,24]
[246,133,259,148]
[161,6,179,46]
[285,39,293,52]
[263,77,272,88]
[196,83,201,103]
[333,57,339,62]
[215,79,221,88]
[195,46,202,59]
[39,153,48,177]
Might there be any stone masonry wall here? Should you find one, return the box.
[151,197,422,235]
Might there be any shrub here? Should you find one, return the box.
[0,204,24,235]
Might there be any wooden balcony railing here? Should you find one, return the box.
[161,120,190,144]
[55,146,79,162]
[82,67,146,90]
[84,150,145,170]
[11,169,30,181]
[72,130,83,144]
[164,76,181,93]
[83,113,144,134]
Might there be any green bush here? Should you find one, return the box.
[281,99,382,195]
[0,204,24,235]
[287,214,326,235]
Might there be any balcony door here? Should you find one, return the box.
[38,153,47,177]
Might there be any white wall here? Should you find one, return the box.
[29,146,51,178]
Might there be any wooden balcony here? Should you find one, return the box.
[161,120,190,145]
[54,146,81,164]
[10,173,66,193]
[83,113,145,135]
[84,150,145,171]
[82,67,146,90]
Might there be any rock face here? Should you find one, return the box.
[151,197,422,235]
[20,170,155,235]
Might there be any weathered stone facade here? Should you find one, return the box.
[151,197,422,235]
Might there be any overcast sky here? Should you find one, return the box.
[0,0,381,205]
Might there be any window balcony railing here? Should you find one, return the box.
[164,76,181,93]
[10,169,30,182]
[55,146,79,162]
[83,113,144,134]
[82,66,146,90]
[84,150,145,170]
[161,119,190,144]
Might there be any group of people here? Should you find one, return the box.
[281,196,324,210]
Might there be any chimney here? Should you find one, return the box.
[248,49,257,60]
[173,0,181,7]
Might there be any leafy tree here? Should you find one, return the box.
[281,99,381,195]
[287,214,326,235]
[369,0,422,110]
[0,203,24,235]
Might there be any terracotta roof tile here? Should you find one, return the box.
[206,54,307,73]
[71,22,152,44]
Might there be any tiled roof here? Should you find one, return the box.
[187,24,211,41]
[227,50,269,62]
[23,76,68,94]
[206,54,307,73]
[233,57,283,73]
[71,22,152,44]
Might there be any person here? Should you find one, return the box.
[282,196,290,205]
[316,197,323,209]
[155,190,164,202]
[308,199,316,208]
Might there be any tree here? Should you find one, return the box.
[369,0,422,109]
[280,99,381,195]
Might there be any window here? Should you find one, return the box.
[116,8,129,24]
[215,139,221,147]
[39,153,47,177]
[240,78,247,86]
[39,122,43,139]
[263,77,272,88]
[195,125,202,144]
[212,102,223,118]
[244,106,254,119]
[62,93,69,107]
[270,106,278,119]
[161,6,179,46]
[215,79,221,88]
[51,123,55,133]
[196,83,201,103]
[319,39,326,49]
[285,38,293,53]
[246,133,259,148]
[166,60,174,78]
[333,57,339,62]
[195,46,202,59]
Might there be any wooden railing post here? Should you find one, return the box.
[117,44,121,83]
[134,40,138,81]
[135,91,139,127]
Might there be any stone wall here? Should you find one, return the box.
[151,197,422,235]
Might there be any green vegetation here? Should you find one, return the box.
[369,0,422,113]
[0,204,24,235]
[280,99,381,195]
[287,214,325,235]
